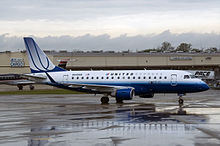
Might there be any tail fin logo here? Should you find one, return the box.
[24,37,65,73]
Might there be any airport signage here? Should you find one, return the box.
[10,58,25,67]
[170,56,192,61]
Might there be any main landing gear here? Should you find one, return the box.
[101,96,109,104]
[177,93,186,115]
[29,85,34,90]
[17,85,23,90]
[116,98,123,104]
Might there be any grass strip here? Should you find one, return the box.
[0,89,84,95]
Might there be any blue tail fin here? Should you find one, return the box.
[24,37,66,73]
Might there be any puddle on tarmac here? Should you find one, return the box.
[0,92,220,146]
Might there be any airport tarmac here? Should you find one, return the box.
[0,89,220,146]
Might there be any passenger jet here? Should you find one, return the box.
[23,37,209,104]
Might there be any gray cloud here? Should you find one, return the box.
[0,0,219,21]
[1,31,220,52]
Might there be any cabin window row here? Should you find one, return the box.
[72,76,167,80]
[106,73,162,76]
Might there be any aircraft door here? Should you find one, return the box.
[171,74,177,86]
[63,75,69,83]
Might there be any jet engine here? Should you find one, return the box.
[111,88,134,100]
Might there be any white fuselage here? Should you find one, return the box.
[35,70,209,95]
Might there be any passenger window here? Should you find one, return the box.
[133,76,135,79]
[143,76,146,79]
[123,76,125,79]
[159,76,162,79]
[72,77,74,79]
[149,76,151,79]
[76,77,79,79]
[111,73,114,75]
[96,77,99,79]
[86,77,89,79]
[101,77,104,79]
[164,76,167,79]
[131,73,133,75]
[154,76,156,79]
[138,77,141,79]
[112,77,114,79]
[115,73,118,75]
[81,77,84,79]
[126,73,129,75]
[106,77,109,79]
[128,76,130,79]
[118,76,120,79]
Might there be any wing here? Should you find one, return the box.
[63,82,133,93]
[0,80,35,86]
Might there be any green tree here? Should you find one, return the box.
[161,41,174,51]
[205,47,217,53]
[176,43,192,52]
[190,48,202,53]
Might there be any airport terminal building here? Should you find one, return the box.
[1,51,220,79]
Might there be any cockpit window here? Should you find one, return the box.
[184,75,190,79]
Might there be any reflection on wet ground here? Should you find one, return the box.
[0,89,220,146]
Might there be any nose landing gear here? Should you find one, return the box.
[178,93,185,105]
[177,93,186,115]
[179,97,184,105]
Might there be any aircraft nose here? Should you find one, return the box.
[199,81,209,91]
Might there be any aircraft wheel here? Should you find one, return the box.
[116,98,123,104]
[178,98,184,105]
[17,85,23,90]
[30,85,34,90]
[101,96,109,104]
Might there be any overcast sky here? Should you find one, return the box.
[0,0,220,51]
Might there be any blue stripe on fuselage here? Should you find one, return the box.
[51,81,207,95]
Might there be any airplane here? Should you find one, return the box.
[0,73,35,90]
[23,37,209,104]
[0,58,69,91]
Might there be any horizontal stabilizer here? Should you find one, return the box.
[22,74,47,79]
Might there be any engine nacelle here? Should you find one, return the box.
[111,88,134,100]
[139,93,154,98]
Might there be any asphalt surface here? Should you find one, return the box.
[0,89,220,146]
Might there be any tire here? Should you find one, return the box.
[17,85,23,90]
[179,98,184,104]
[30,85,34,90]
[116,98,123,104]
[101,96,109,104]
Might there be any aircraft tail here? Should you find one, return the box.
[24,37,66,73]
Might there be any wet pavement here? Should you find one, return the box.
[0,89,220,146]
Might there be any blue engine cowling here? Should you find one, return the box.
[114,88,134,100]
